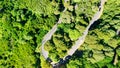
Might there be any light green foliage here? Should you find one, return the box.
[49,52,59,62]
[0,0,120,68]
[0,39,36,68]
[116,48,120,56]
[75,0,99,20]
[58,23,81,41]
[82,0,120,67]
[97,57,114,68]
[108,39,119,48]
[44,27,74,60]
[67,60,80,68]
[0,0,56,67]
[88,51,105,63]
[61,11,72,23]
[17,0,56,15]
[67,0,120,67]
[67,29,81,41]
[73,0,81,3]
[40,56,51,68]
[43,0,120,68]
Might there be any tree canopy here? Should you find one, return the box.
[0,0,120,68]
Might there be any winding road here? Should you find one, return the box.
[67,0,107,56]
[41,0,107,66]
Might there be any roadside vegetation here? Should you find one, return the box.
[0,0,120,68]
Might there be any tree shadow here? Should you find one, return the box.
[58,0,65,12]
[34,53,41,68]
[89,19,103,30]
[112,13,120,20]
[79,13,89,23]
[72,50,83,59]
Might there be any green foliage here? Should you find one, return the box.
[43,0,120,67]
[97,57,114,68]
[0,0,57,68]
[0,39,36,68]
[0,0,120,68]
[67,29,81,41]
[75,0,99,20]
[67,60,81,68]
[40,56,51,68]
[116,48,120,56]
[16,0,56,16]
[73,0,81,3]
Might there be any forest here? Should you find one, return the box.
[0,0,120,68]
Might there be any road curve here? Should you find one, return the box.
[41,0,67,60]
[41,18,62,59]
[67,0,107,56]
[41,0,107,65]
[41,24,58,59]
